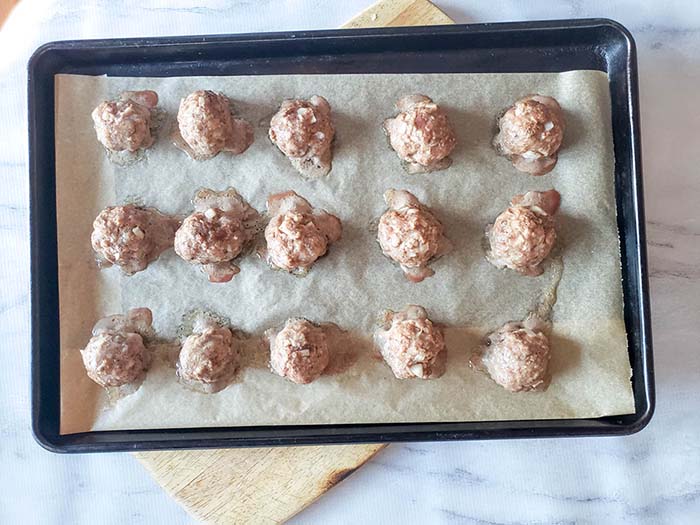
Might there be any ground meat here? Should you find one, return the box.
[471,318,551,392]
[269,96,335,178]
[80,307,153,389]
[175,210,246,264]
[375,305,446,379]
[494,95,565,175]
[176,90,253,160]
[377,189,451,282]
[268,318,330,384]
[379,208,442,265]
[178,321,239,393]
[383,94,456,172]
[174,188,259,282]
[264,191,342,273]
[81,332,149,388]
[91,204,180,275]
[265,212,329,271]
[486,189,560,276]
[92,90,158,152]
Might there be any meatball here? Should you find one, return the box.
[383,94,456,173]
[92,90,159,152]
[263,191,342,274]
[494,95,565,175]
[81,332,148,388]
[377,189,452,282]
[471,317,551,392]
[486,189,561,276]
[175,90,253,160]
[80,307,153,389]
[175,211,246,264]
[375,305,446,379]
[91,204,180,275]
[269,96,335,178]
[174,188,260,283]
[267,318,330,384]
[177,319,239,393]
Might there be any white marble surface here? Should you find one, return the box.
[1,1,699,523]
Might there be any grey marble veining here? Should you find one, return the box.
[1,1,699,524]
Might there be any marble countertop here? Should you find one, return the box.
[1,1,698,523]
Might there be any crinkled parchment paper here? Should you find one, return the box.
[54,71,635,434]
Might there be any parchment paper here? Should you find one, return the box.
[55,71,635,434]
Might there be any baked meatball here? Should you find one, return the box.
[269,96,335,178]
[375,305,446,379]
[266,318,330,384]
[174,188,260,283]
[263,191,342,274]
[383,94,456,173]
[91,204,180,275]
[175,90,253,160]
[377,189,452,282]
[80,307,153,389]
[471,317,551,392]
[177,317,239,393]
[486,189,561,276]
[92,90,159,152]
[494,95,565,175]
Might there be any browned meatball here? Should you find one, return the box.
[91,204,180,275]
[383,94,456,173]
[175,211,246,264]
[375,305,446,379]
[92,90,159,152]
[177,319,239,393]
[494,95,565,175]
[471,318,551,392]
[176,90,253,160]
[174,188,260,283]
[263,191,341,274]
[80,307,153,389]
[486,189,561,276]
[377,189,451,282]
[267,318,330,384]
[269,96,335,178]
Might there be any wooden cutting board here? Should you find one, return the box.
[134,2,455,524]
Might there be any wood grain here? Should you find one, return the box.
[135,445,385,525]
[0,0,18,27]
[342,0,453,28]
[135,2,455,524]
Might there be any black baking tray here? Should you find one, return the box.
[29,18,654,453]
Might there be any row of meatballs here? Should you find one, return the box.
[92,187,561,283]
[81,305,551,394]
[93,89,566,177]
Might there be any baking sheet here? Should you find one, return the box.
[54,71,635,434]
